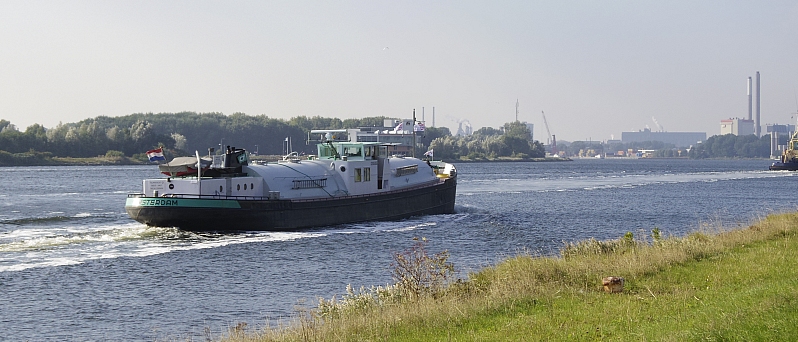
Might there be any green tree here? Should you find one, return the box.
[503,121,532,140]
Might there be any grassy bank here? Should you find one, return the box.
[221,213,798,341]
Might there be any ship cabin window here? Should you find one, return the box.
[364,146,377,159]
[318,146,335,158]
[344,146,362,158]
[364,167,371,182]
[355,168,362,182]
[379,146,388,158]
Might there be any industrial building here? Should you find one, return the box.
[721,72,762,137]
[720,118,755,136]
[767,124,795,136]
[525,123,534,141]
[621,128,706,148]
[716,72,798,157]
[767,123,796,157]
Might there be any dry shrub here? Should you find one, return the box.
[391,237,455,300]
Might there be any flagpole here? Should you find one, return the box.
[164,146,175,177]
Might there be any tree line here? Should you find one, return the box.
[429,121,545,160]
[556,134,775,159]
[0,112,545,163]
[0,112,779,164]
[688,134,773,159]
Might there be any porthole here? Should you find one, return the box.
[237,184,241,191]
[244,183,247,190]
[219,186,223,192]
[250,183,254,189]
[340,166,346,172]
[169,183,174,190]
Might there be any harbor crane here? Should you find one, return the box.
[541,111,557,155]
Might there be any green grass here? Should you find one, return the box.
[221,212,798,341]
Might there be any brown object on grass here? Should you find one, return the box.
[602,276,625,293]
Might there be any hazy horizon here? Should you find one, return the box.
[2,1,797,142]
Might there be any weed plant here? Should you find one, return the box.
[221,212,798,341]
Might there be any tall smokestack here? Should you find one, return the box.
[748,77,754,120]
[756,71,761,137]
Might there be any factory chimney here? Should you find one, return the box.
[755,71,761,137]
[747,77,752,121]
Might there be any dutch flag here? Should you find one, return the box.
[146,148,165,162]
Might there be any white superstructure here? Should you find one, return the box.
[142,141,454,201]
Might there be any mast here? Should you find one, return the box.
[195,150,201,197]
[412,109,417,158]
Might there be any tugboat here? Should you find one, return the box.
[125,134,457,231]
[770,130,798,171]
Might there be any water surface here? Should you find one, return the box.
[1,159,794,340]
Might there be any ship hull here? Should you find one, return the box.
[125,177,456,231]
[769,162,798,171]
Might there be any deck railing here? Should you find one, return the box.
[127,176,452,203]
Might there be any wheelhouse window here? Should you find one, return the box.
[364,146,377,159]
[318,146,335,158]
[344,146,362,158]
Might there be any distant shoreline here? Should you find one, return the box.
[1,156,775,167]
[451,157,572,163]
[0,157,146,167]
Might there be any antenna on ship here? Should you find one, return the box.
[412,109,417,158]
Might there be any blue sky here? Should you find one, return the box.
[1,1,797,142]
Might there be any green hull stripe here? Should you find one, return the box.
[126,197,241,209]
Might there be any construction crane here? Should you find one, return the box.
[541,111,557,155]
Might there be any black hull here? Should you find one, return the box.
[769,162,798,171]
[126,177,456,231]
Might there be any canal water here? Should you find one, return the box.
[0,159,794,340]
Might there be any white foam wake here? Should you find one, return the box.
[0,213,468,272]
